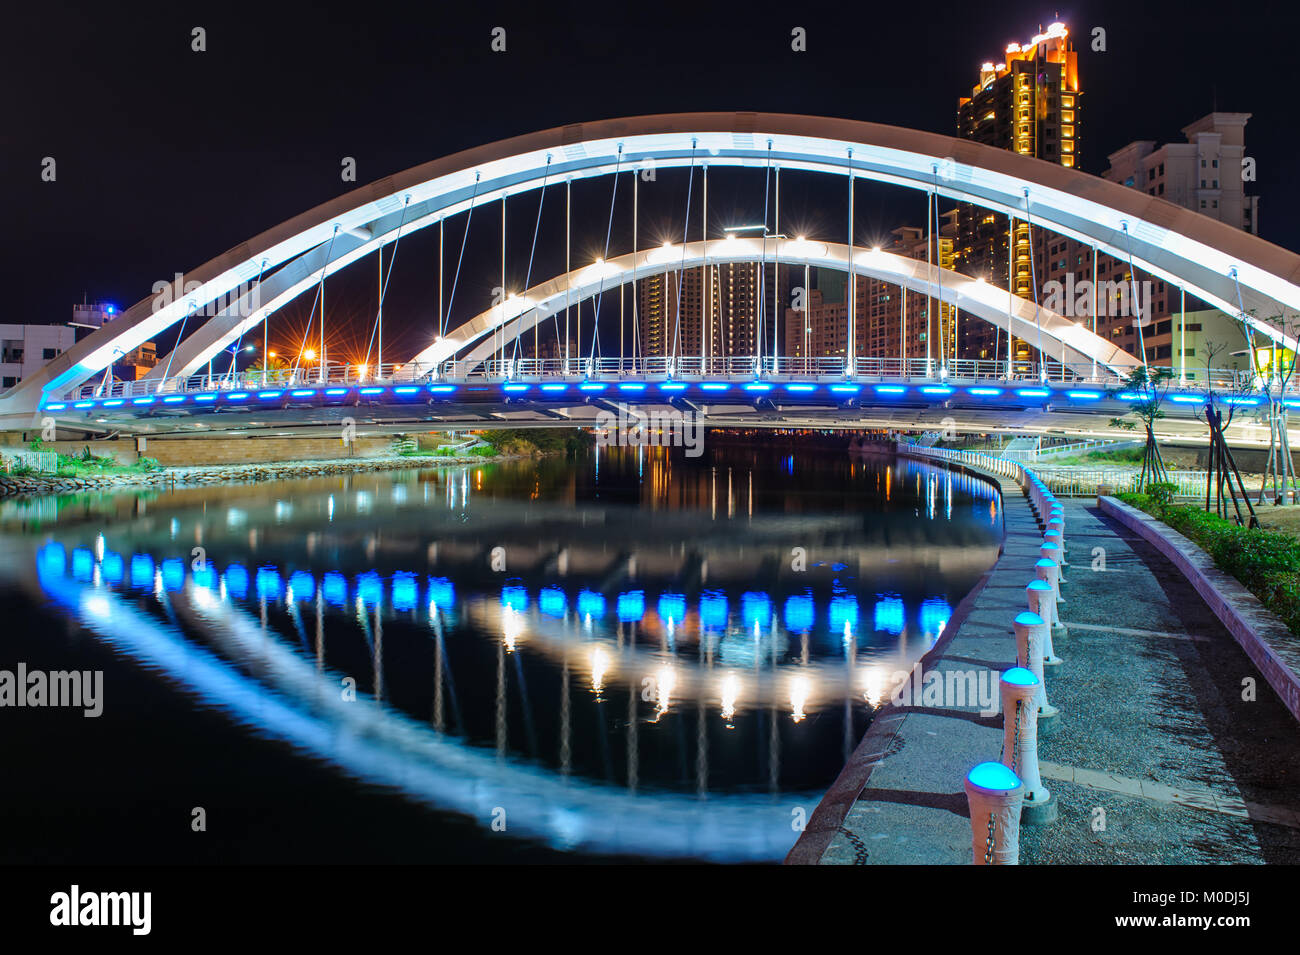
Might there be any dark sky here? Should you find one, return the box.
[6,0,1299,361]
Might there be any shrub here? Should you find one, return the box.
[1122,498,1300,634]
[1146,482,1178,507]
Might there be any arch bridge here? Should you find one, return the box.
[8,112,1300,433]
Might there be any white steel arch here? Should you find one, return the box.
[420,237,1141,375]
[6,111,1298,417]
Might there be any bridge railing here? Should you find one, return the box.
[66,354,1269,402]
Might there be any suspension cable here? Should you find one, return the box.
[1229,267,1261,380]
[1119,221,1148,374]
[1023,189,1046,380]
[756,141,772,366]
[290,224,341,380]
[513,155,552,364]
[362,196,412,373]
[442,172,482,344]
[671,141,698,362]
[225,256,269,385]
[586,145,624,369]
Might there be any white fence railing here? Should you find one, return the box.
[1,450,58,474]
[68,354,1271,402]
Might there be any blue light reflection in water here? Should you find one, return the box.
[13,446,1000,863]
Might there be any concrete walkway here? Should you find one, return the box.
[790,470,1300,865]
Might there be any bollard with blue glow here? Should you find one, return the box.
[1026,579,1063,664]
[1039,540,1067,582]
[1013,611,1059,719]
[1000,668,1051,816]
[1044,528,1069,566]
[965,761,1024,864]
[1036,556,1065,607]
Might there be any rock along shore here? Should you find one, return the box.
[0,454,518,498]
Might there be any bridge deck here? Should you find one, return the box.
[789,485,1300,865]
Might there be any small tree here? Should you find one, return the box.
[1251,311,1300,506]
[1110,365,1173,491]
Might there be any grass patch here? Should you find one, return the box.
[1118,492,1300,633]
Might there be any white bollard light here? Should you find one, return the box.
[1039,540,1067,581]
[1044,528,1068,566]
[1013,611,1059,719]
[1026,579,1063,664]
[965,761,1024,865]
[1000,668,1050,803]
[1036,557,1065,604]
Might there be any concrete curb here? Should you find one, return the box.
[1099,495,1300,722]
[784,455,1014,865]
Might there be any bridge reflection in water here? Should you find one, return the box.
[17,447,1001,861]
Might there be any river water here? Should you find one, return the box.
[0,444,1001,863]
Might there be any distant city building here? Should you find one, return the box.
[954,21,1081,362]
[1086,113,1262,371]
[790,216,958,365]
[638,261,769,359]
[68,299,158,381]
[0,324,76,390]
[1104,113,1257,235]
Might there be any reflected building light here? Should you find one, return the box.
[720,672,740,722]
[356,491,372,514]
[193,564,218,590]
[873,594,905,636]
[170,518,180,539]
[94,534,105,561]
[790,674,811,723]
[327,495,335,522]
[589,645,610,693]
[861,665,890,708]
[226,508,247,529]
[655,665,676,716]
[502,607,525,651]
[275,501,292,522]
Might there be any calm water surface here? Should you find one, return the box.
[0,444,1001,863]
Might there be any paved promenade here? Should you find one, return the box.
[789,467,1300,865]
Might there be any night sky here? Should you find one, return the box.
[6,0,1299,361]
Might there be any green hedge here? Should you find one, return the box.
[1118,493,1300,633]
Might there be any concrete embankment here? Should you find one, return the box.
[789,451,1300,865]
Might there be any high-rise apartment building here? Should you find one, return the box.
[954,21,1081,363]
[638,262,769,359]
[1089,113,1260,369]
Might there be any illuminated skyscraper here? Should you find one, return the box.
[955,21,1081,361]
